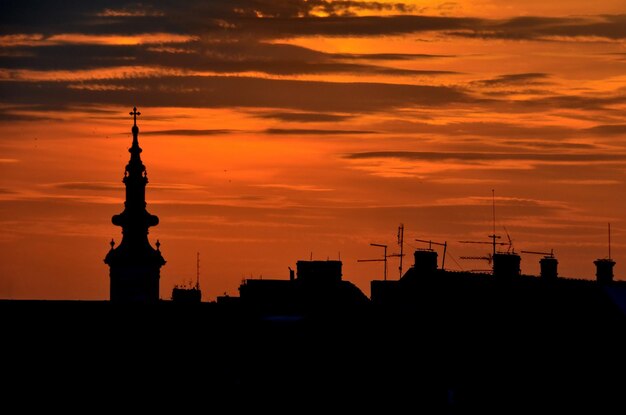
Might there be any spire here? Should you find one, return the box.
[112,106,157,230]
[126,107,145,180]
[105,107,165,303]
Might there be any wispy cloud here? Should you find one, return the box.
[436,195,571,209]
[330,52,454,60]
[47,182,118,191]
[584,124,626,135]
[0,41,459,77]
[344,151,626,163]
[264,128,376,135]
[253,111,354,122]
[253,184,333,192]
[451,15,626,41]
[141,129,235,136]
[0,75,470,112]
[472,72,551,87]
[372,119,578,139]
[43,182,206,193]
[551,179,621,185]
[4,3,626,42]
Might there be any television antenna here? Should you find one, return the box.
[459,189,515,273]
[396,224,406,278]
[195,251,201,290]
[358,243,389,281]
[609,222,611,259]
[521,249,554,258]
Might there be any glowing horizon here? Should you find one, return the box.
[2,1,626,301]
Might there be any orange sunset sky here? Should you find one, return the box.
[2,0,626,300]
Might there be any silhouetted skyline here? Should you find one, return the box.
[2,1,626,300]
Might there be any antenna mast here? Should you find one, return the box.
[609,222,611,259]
[397,224,404,278]
[196,251,200,289]
[491,189,496,258]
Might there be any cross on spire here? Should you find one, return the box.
[130,107,141,126]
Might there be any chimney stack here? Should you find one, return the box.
[492,252,521,279]
[594,258,615,284]
[413,249,438,276]
[539,256,558,280]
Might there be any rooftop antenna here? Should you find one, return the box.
[459,189,510,273]
[609,222,611,259]
[358,243,388,281]
[196,251,200,290]
[415,238,448,270]
[397,224,405,278]
[521,249,555,258]
[387,225,405,278]
[503,226,514,253]
[490,189,497,258]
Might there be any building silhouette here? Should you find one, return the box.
[104,107,165,302]
[371,244,625,309]
[171,253,202,303]
[238,259,369,314]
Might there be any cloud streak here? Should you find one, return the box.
[264,128,376,135]
[141,129,235,136]
[0,75,470,112]
[4,2,626,40]
[253,111,354,122]
[0,41,459,78]
[472,73,551,87]
[344,151,626,163]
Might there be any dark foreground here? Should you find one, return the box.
[2,299,625,413]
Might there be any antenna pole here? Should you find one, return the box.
[384,245,387,281]
[398,223,404,279]
[492,189,496,259]
[196,252,200,289]
[442,241,447,271]
[609,222,611,259]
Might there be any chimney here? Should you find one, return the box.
[539,256,558,280]
[413,249,438,276]
[493,252,521,278]
[296,260,342,284]
[289,267,295,281]
[594,258,615,284]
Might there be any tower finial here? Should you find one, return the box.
[129,106,142,154]
[130,107,141,126]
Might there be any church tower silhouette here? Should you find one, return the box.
[105,107,166,302]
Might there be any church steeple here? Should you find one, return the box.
[104,107,165,303]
